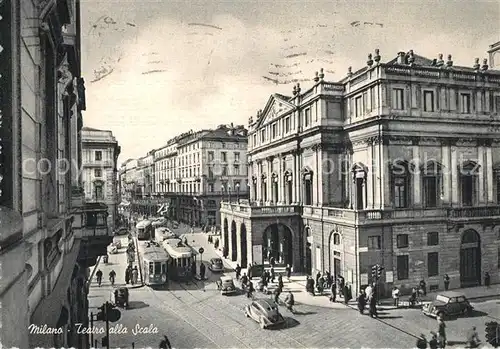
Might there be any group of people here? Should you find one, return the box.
[125,264,139,285]
[95,269,116,286]
[415,315,480,349]
[356,285,378,318]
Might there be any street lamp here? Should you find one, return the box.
[235,182,240,203]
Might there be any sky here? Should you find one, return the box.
[80,0,500,165]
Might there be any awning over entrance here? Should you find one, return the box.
[29,239,81,347]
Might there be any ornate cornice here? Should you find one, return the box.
[440,138,458,146]
[478,138,493,147]
[312,144,323,152]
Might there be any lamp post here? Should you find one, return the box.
[235,182,240,203]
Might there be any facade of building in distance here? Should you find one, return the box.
[220,48,500,298]
[81,127,121,232]
[127,124,249,228]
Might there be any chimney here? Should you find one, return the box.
[396,52,405,64]
[374,49,381,64]
[436,54,444,67]
[473,58,480,71]
[481,58,489,71]
[367,53,373,67]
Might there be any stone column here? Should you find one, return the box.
[486,144,494,203]
[256,161,262,202]
[278,155,284,204]
[380,138,391,208]
[267,157,273,203]
[372,141,381,208]
[412,138,421,207]
[478,144,485,204]
[293,151,299,203]
[441,141,451,205]
[450,144,459,205]
[366,139,374,208]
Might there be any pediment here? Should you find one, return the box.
[255,94,294,128]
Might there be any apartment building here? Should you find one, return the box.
[81,127,121,232]
[126,125,248,227]
[0,1,111,348]
[220,48,500,298]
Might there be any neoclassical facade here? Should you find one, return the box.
[220,48,500,298]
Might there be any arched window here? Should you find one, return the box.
[392,160,411,209]
[352,163,367,210]
[284,171,293,204]
[271,173,279,203]
[422,160,443,208]
[302,168,313,206]
[261,174,267,202]
[459,161,480,206]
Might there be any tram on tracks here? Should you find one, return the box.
[137,240,169,287]
[154,227,177,244]
[136,220,154,241]
[162,237,196,280]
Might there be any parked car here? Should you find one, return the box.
[422,291,473,319]
[208,258,224,272]
[244,299,286,329]
[218,276,237,295]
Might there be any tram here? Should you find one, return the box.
[137,240,169,286]
[155,227,176,244]
[162,237,196,280]
[136,220,154,241]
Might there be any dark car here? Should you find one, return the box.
[422,291,473,319]
[218,276,237,295]
[208,258,224,272]
[244,299,285,329]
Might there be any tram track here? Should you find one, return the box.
[178,278,308,348]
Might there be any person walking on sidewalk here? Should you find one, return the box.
[437,315,447,348]
[235,264,241,280]
[392,286,400,308]
[270,266,276,283]
[443,274,450,290]
[485,272,491,287]
[330,282,337,302]
[357,289,367,314]
[131,266,138,285]
[368,294,377,318]
[285,264,291,281]
[96,269,103,287]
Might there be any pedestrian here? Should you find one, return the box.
[428,332,438,349]
[235,264,241,280]
[270,256,276,267]
[392,286,400,308]
[368,295,377,318]
[159,334,172,349]
[214,239,219,249]
[419,279,427,296]
[125,265,131,284]
[278,275,284,290]
[247,280,254,298]
[437,315,447,348]
[365,283,373,299]
[330,282,337,302]
[273,285,281,304]
[285,264,292,281]
[357,290,366,314]
[200,262,206,280]
[416,334,428,349]
[443,274,450,290]
[315,271,321,287]
[485,272,491,287]
[343,283,351,304]
[270,266,275,283]
[131,266,138,285]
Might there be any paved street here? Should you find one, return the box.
[86,229,500,348]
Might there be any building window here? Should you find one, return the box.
[285,117,291,133]
[234,152,240,162]
[272,123,277,138]
[208,167,214,179]
[424,91,435,112]
[397,255,409,280]
[94,183,103,200]
[303,171,313,205]
[355,96,363,117]
[221,152,227,162]
[370,86,376,110]
[95,169,102,177]
[392,88,404,110]
[363,92,368,113]
[315,246,322,271]
[253,134,257,146]
[460,93,471,113]
[461,173,477,206]
[260,129,266,142]
[367,236,381,250]
[423,175,439,207]
[428,252,439,277]
[396,234,409,248]
[208,151,214,161]
[333,233,340,245]
[208,183,214,192]
[392,161,410,208]
[427,232,439,245]
[233,165,240,175]
[304,108,311,127]
[95,151,102,161]
[222,166,227,176]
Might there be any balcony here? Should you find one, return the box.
[222,201,500,225]
[220,202,301,218]
[71,188,112,267]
